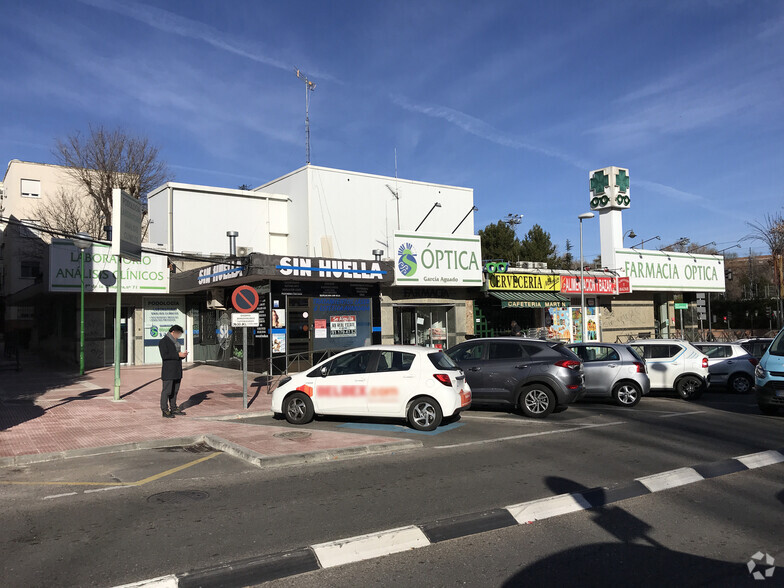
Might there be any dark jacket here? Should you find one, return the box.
[159,334,183,380]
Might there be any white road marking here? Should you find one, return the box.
[506,492,592,524]
[657,410,705,418]
[84,485,132,494]
[312,525,430,568]
[42,492,78,500]
[113,575,179,587]
[735,450,784,469]
[461,414,562,424]
[636,467,704,492]
[432,421,625,449]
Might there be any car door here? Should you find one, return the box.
[484,341,530,403]
[695,344,730,386]
[366,349,417,416]
[312,349,373,415]
[572,345,622,395]
[633,344,668,389]
[447,341,486,399]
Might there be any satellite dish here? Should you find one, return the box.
[99,270,116,287]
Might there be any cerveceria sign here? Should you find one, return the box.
[614,249,725,292]
[489,273,560,291]
[393,232,482,287]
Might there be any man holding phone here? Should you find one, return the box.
[159,324,188,418]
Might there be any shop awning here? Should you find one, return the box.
[489,291,570,308]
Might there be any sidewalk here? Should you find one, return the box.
[0,358,419,467]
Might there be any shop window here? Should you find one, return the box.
[488,342,525,361]
[376,350,415,372]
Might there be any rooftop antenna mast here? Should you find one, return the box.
[295,68,316,164]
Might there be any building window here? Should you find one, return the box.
[20,179,41,198]
[20,260,41,279]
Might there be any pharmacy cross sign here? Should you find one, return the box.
[616,169,630,193]
[590,170,609,196]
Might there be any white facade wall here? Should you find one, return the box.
[146,183,290,256]
[255,165,475,260]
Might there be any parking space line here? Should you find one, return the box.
[43,492,78,500]
[460,415,555,424]
[432,421,625,449]
[132,452,220,486]
[657,410,705,418]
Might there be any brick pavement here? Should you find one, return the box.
[0,357,415,465]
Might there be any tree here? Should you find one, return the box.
[552,239,574,270]
[41,125,172,238]
[746,211,784,328]
[35,187,105,238]
[478,221,520,261]
[238,183,253,191]
[519,224,557,266]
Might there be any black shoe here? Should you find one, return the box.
[171,406,186,415]
[162,410,175,418]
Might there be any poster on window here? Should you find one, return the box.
[330,315,357,338]
[314,319,327,339]
[547,308,572,342]
[271,332,286,354]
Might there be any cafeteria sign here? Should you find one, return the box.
[488,273,560,291]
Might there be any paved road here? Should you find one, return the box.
[1,392,782,586]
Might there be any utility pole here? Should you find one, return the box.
[295,68,316,164]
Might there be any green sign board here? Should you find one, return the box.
[674,302,689,310]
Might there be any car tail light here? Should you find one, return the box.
[748,357,759,367]
[633,362,645,373]
[555,359,581,370]
[702,357,708,369]
[433,373,452,387]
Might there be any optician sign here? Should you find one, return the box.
[50,240,168,293]
[488,273,560,291]
[615,249,725,292]
[393,232,482,286]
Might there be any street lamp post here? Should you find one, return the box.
[578,213,595,342]
[73,233,92,375]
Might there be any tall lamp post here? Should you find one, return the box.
[73,233,92,375]
[578,213,595,342]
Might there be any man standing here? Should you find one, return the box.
[510,320,522,336]
[159,324,187,418]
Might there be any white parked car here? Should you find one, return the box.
[630,340,710,400]
[271,345,472,431]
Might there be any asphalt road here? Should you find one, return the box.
[1,392,782,587]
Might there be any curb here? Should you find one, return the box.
[114,447,784,587]
[0,433,421,469]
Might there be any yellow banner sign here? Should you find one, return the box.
[489,273,561,291]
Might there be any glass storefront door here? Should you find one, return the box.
[395,306,451,349]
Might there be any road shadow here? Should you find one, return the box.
[180,390,213,410]
[501,475,759,586]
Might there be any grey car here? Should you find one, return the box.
[445,337,585,418]
[567,343,650,407]
[693,342,757,394]
[733,338,773,360]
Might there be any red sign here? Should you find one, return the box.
[231,285,260,313]
[560,275,618,295]
[617,277,632,294]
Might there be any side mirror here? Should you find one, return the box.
[320,366,329,378]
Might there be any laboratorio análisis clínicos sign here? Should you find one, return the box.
[49,240,169,293]
[393,232,482,286]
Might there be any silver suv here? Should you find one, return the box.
[692,342,756,394]
[630,340,709,400]
[568,343,650,407]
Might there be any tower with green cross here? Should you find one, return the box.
[589,166,630,211]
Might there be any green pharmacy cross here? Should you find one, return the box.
[590,170,609,196]
[616,169,630,193]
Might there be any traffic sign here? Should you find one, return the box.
[231,313,260,327]
[232,285,259,313]
[674,302,688,310]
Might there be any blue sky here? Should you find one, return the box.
[2,0,782,261]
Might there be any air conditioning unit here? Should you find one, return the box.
[206,288,226,310]
[514,261,547,269]
[237,246,253,256]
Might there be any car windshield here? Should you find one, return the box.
[428,351,459,370]
[768,331,784,357]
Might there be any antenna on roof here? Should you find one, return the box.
[295,68,316,164]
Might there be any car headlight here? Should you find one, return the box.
[755,364,767,379]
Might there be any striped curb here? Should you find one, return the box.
[114,447,784,587]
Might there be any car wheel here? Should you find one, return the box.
[519,385,556,418]
[612,382,641,407]
[759,403,779,416]
[676,376,704,401]
[728,373,753,394]
[407,397,442,431]
[283,392,314,425]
